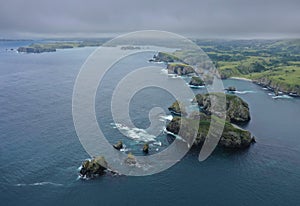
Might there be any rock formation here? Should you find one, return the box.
[193,93,251,123]
[79,156,108,178]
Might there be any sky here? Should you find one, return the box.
[1,0,300,39]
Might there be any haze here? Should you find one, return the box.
[1,0,300,39]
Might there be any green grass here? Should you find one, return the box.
[244,66,300,87]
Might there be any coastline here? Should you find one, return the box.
[229,77,253,82]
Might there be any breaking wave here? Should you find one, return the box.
[114,123,157,143]
[188,84,205,89]
[234,90,256,94]
[14,182,63,187]
[272,95,293,99]
[159,115,173,121]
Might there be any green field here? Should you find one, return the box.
[194,39,300,95]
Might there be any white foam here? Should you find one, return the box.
[272,95,293,99]
[235,90,256,94]
[152,61,165,64]
[160,69,168,75]
[163,128,188,146]
[168,74,180,79]
[113,123,157,142]
[120,144,130,152]
[159,115,173,121]
[14,182,63,187]
[153,141,162,146]
[189,85,205,89]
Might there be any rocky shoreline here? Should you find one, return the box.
[229,77,299,97]
[78,51,258,178]
[252,78,300,97]
[167,92,255,149]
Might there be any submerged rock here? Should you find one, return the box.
[113,141,123,150]
[225,86,236,92]
[193,93,251,123]
[79,156,108,178]
[124,153,137,165]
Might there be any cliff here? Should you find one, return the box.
[189,76,205,86]
[151,52,184,63]
[193,93,251,123]
[167,63,195,75]
[166,114,255,149]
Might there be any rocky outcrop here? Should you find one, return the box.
[166,115,255,149]
[150,52,183,63]
[189,76,205,86]
[124,153,137,165]
[143,143,149,154]
[225,86,236,92]
[17,46,56,53]
[253,77,300,97]
[79,156,108,178]
[168,101,187,116]
[193,93,251,123]
[167,63,195,75]
[113,141,123,150]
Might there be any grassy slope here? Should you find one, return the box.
[196,39,300,93]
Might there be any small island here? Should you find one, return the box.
[189,76,205,87]
[167,93,254,149]
[17,40,107,53]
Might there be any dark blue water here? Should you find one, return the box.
[0,41,300,206]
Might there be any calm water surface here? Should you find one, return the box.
[0,41,300,206]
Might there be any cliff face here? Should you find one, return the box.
[253,77,300,96]
[167,63,195,75]
[166,93,254,149]
[193,93,251,123]
[189,76,205,86]
[168,101,187,116]
[166,115,254,149]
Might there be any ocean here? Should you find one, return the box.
[0,41,300,206]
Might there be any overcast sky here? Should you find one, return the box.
[1,0,300,39]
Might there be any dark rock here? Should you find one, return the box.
[142,143,149,154]
[189,111,211,121]
[79,156,108,178]
[168,101,187,116]
[225,86,236,92]
[113,141,123,150]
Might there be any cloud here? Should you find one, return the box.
[1,0,300,38]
